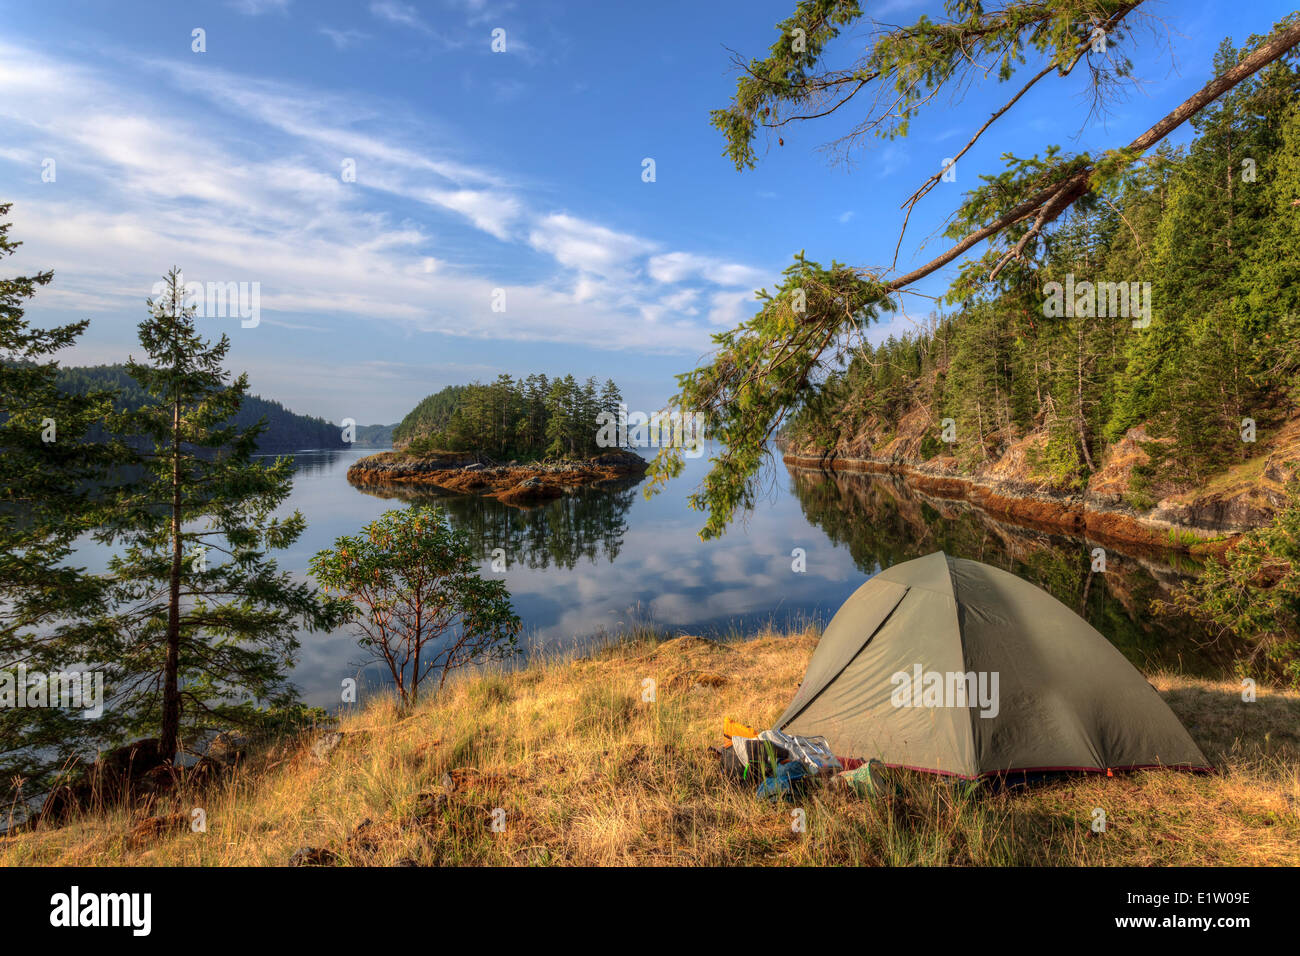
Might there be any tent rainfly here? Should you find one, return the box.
[778,551,1211,779]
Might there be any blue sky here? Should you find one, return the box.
[2,0,1292,425]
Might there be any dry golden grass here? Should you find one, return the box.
[3,626,1298,866]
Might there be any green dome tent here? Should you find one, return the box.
[778,551,1211,779]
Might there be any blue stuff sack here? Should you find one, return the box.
[755,761,809,802]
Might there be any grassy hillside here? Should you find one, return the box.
[4,627,1297,866]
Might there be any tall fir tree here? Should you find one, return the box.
[97,268,346,761]
[544,375,576,459]
[0,206,127,794]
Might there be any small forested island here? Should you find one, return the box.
[348,374,649,504]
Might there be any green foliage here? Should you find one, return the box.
[0,205,131,793]
[392,383,469,447]
[1124,466,1157,512]
[4,255,350,796]
[1107,45,1300,482]
[945,146,1097,298]
[710,0,863,169]
[780,39,1300,499]
[1171,481,1300,686]
[671,0,1192,536]
[350,422,397,447]
[54,363,349,453]
[95,268,349,761]
[646,253,889,539]
[675,0,1300,539]
[396,374,623,461]
[310,506,521,708]
[712,0,1136,170]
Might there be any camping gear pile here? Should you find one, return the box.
[716,551,1210,799]
[717,719,861,802]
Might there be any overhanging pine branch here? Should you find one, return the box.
[883,18,1300,292]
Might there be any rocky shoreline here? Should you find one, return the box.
[781,409,1300,556]
[347,448,649,506]
[783,452,1243,555]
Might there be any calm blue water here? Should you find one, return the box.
[71,445,1223,710]
[282,447,871,707]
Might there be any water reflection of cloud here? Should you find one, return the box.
[282,451,879,703]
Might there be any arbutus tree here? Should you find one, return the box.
[310,506,521,709]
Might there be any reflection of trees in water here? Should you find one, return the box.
[787,466,1234,677]
[352,477,640,570]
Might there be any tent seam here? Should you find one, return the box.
[778,585,911,731]
[946,555,982,779]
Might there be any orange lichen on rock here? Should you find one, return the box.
[347,450,648,508]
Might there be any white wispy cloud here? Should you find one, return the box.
[369,1,429,31]
[319,26,370,49]
[706,290,760,327]
[647,251,768,289]
[527,214,659,279]
[229,0,292,15]
[448,0,516,29]
[421,189,523,241]
[0,37,771,357]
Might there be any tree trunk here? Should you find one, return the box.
[160,397,183,762]
[409,580,423,709]
[1080,557,1093,615]
[1076,328,1096,472]
[879,20,1300,295]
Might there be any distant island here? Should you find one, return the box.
[349,374,648,504]
[349,422,398,447]
[57,364,392,454]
